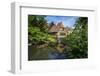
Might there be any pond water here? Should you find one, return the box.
[48,52,66,59]
[28,45,66,60]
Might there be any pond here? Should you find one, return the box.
[48,52,66,59]
[28,45,66,60]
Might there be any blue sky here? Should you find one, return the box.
[45,16,79,28]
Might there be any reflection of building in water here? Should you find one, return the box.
[49,22,73,43]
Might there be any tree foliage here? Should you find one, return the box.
[28,15,56,45]
[62,17,88,58]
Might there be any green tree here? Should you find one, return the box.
[62,17,88,58]
[28,15,49,32]
[28,15,56,45]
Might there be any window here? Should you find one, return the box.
[60,33,66,35]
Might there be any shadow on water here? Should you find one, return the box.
[28,45,66,60]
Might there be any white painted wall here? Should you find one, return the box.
[0,0,100,76]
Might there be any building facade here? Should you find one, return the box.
[49,22,72,43]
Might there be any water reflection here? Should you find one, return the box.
[48,52,66,59]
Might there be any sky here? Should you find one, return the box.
[45,16,79,28]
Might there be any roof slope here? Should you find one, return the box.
[49,22,68,33]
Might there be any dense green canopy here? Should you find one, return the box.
[62,17,88,58]
[28,15,56,45]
